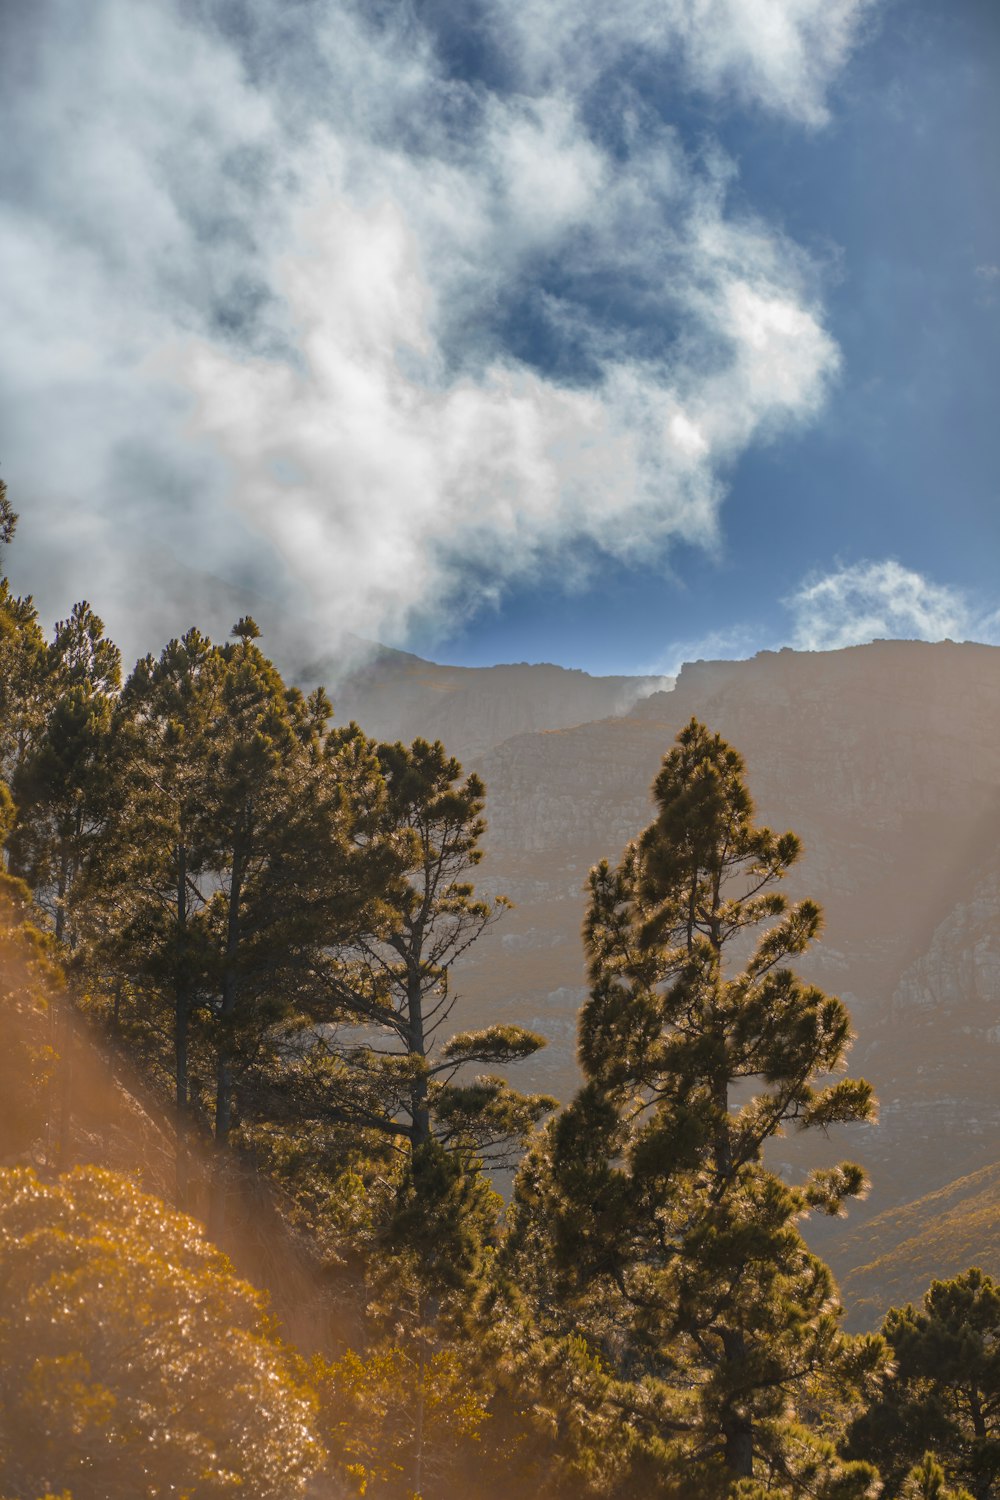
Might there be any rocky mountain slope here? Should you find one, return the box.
[326,640,668,762]
[333,637,1000,1323]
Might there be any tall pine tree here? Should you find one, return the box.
[298,735,556,1164]
[500,719,883,1495]
[9,602,122,945]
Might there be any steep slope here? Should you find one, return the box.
[308,636,1000,1319]
[837,1161,1000,1330]
[408,639,1000,1315]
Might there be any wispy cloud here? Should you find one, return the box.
[0,0,873,663]
[500,0,875,126]
[975,263,1000,309]
[643,624,767,679]
[649,561,1000,675]
[785,560,1000,651]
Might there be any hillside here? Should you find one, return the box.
[344,637,1000,1317]
[838,1160,1000,1330]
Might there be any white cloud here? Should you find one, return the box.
[645,624,765,679]
[173,174,839,644]
[499,0,874,126]
[0,0,870,664]
[785,560,1000,651]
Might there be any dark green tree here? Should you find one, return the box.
[302,735,555,1164]
[845,1268,1000,1500]
[83,623,378,1214]
[9,603,122,944]
[201,621,370,1158]
[498,719,882,1494]
[80,627,229,1199]
[0,484,49,794]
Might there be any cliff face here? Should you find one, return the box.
[331,637,1000,1316]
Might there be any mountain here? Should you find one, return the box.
[338,636,1000,1323]
[325,639,670,762]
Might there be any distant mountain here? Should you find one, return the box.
[346,636,1000,1324]
[321,639,670,762]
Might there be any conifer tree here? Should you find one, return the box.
[500,719,882,1493]
[845,1268,1000,1500]
[80,627,229,1197]
[0,483,49,791]
[302,735,556,1164]
[90,626,342,1136]
[9,603,122,944]
[199,623,405,1173]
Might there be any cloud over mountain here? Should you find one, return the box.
[787,560,1000,651]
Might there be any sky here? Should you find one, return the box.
[0,0,997,678]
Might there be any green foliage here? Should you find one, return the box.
[0,580,48,782]
[0,1165,322,1499]
[383,1137,502,1306]
[0,876,67,1159]
[0,476,16,547]
[303,734,553,1164]
[846,1267,1000,1499]
[0,488,49,788]
[314,1340,489,1498]
[0,581,122,952]
[498,719,882,1489]
[898,1453,975,1500]
[480,1331,639,1497]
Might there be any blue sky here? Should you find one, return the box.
[0,0,997,676]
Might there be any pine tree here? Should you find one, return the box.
[79,627,229,1200]
[263,735,557,1492]
[302,735,556,1163]
[500,719,882,1493]
[0,483,49,793]
[89,626,350,1144]
[202,620,351,1155]
[845,1268,1000,1500]
[9,603,122,945]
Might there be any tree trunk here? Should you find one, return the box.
[723,1413,753,1479]
[969,1390,990,1500]
[215,842,244,1147]
[175,843,190,1209]
[54,849,68,945]
[407,952,431,1147]
[211,839,245,1236]
[721,1329,753,1478]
